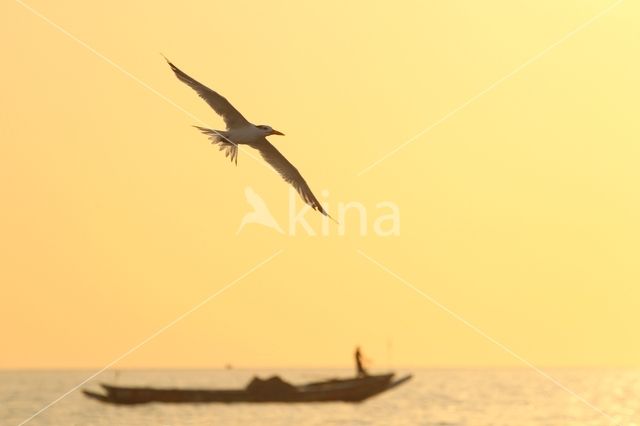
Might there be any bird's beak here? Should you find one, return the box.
[271,129,285,136]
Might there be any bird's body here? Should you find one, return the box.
[165,57,331,218]
[224,126,269,146]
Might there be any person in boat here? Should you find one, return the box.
[355,346,369,377]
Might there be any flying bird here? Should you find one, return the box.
[165,57,331,219]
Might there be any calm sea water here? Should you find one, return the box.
[2,368,639,425]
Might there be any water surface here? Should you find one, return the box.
[2,368,638,425]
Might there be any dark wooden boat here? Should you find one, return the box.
[82,373,412,404]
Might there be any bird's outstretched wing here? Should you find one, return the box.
[255,138,332,218]
[164,57,250,129]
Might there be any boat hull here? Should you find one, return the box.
[83,373,412,404]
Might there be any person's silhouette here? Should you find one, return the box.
[355,346,369,378]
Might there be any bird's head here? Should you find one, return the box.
[256,125,284,137]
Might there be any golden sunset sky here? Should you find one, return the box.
[1,0,639,369]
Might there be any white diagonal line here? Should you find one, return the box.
[357,0,624,176]
[12,0,274,173]
[356,249,620,425]
[17,249,283,426]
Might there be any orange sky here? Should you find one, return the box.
[1,0,639,369]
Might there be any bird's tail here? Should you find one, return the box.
[193,126,238,165]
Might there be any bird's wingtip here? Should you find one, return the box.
[326,212,339,224]
[161,54,178,71]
